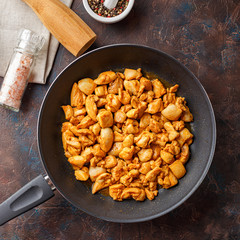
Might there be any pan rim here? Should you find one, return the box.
[37,43,216,223]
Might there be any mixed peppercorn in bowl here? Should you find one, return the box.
[83,0,135,23]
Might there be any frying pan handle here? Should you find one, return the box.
[0,175,55,226]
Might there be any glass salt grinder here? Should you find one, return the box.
[0,29,45,112]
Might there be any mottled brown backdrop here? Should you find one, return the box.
[0,0,239,239]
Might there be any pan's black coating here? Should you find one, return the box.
[38,44,216,223]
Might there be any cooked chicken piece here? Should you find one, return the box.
[164,140,181,155]
[75,167,89,181]
[150,158,162,169]
[96,98,108,108]
[92,173,112,194]
[169,160,186,179]
[121,188,146,201]
[128,157,141,170]
[69,115,84,125]
[139,162,151,174]
[73,128,95,142]
[164,122,180,141]
[90,157,102,168]
[144,91,154,103]
[78,134,95,148]
[118,89,131,105]
[140,77,152,91]
[114,110,127,123]
[178,143,190,164]
[85,95,98,121]
[162,171,178,189]
[62,105,73,120]
[70,125,87,137]
[152,79,166,98]
[172,120,185,131]
[125,123,139,134]
[145,167,161,181]
[112,125,122,133]
[139,90,155,103]
[66,136,81,149]
[169,84,179,93]
[175,97,187,111]
[117,72,125,79]
[137,148,153,162]
[92,144,106,158]
[80,147,93,162]
[97,155,118,169]
[149,181,158,191]
[145,188,155,200]
[62,122,73,133]
[135,131,156,148]
[122,134,134,148]
[99,128,114,152]
[90,156,101,167]
[111,160,127,182]
[109,184,125,201]
[122,119,139,134]
[77,115,96,129]
[97,110,113,128]
[67,145,81,156]
[89,123,101,136]
[68,156,87,169]
[135,103,147,120]
[114,131,125,142]
[73,107,87,117]
[120,104,132,113]
[94,71,117,85]
[119,146,135,160]
[154,133,169,147]
[106,94,121,112]
[94,85,108,97]
[162,175,171,188]
[120,170,139,186]
[160,150,174,164]
[146,98,163,114]
[89,166,107,182]
[108,77,123,94]
[78,78,96,95]
[176,128,193,147]
[126,109,139,119]
[120,174,133,186]
[129,169,139,178]
[130,96,140,109]
[151,144,161,160]
[181,106,193,122]
[163,91,176,107]
[70,83,86,107]
[149,118,163,133]
[108,142,123,157]
[161,103,182,121]
[160,113,169,124]
[135,133,150,149]
[124,80,140,96]
[124,68,142,80]
[139,113,151,129]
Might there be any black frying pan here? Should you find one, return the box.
[0,44,216,224]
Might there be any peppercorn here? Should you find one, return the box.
[88,0,129,17]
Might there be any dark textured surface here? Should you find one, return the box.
[0,0,239,239]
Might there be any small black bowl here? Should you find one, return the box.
[38,44,216,223]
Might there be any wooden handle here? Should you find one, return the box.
[23,0,96,57]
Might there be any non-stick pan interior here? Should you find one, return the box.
[38,44,216,222]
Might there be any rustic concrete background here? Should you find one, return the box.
[0,0,239,239]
